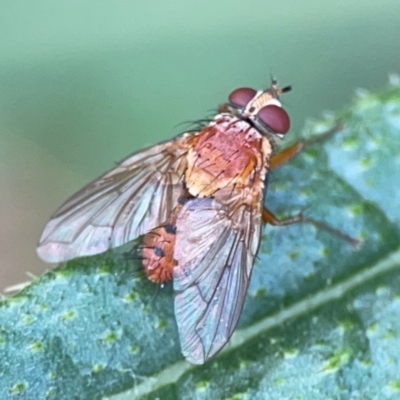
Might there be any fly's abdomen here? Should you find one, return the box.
[142,204,182,283]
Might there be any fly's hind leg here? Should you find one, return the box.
[262,207,360,247]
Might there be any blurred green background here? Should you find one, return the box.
[1,0,399,292]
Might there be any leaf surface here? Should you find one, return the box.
[1,81,400,400]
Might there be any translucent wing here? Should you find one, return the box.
[37,135,195,263]
[173,197,262,364]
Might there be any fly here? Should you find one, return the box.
[37,80,357,364]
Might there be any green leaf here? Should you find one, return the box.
[1,79,400,400]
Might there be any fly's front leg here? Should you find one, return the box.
[262,206,360,248]
[270,123,343,170]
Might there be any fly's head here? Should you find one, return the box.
[221,79,292,142]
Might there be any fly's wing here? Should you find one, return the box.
[173,197,262,364]
[37,135,195,263]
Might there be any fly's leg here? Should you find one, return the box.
[265,123,360,247]
[262,207,360,247]
[270,123,343,170]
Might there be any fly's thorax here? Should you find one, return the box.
[261,134,273,173]
[185,115,268,198]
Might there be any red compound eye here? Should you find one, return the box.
[257,105,290,134]
[228,87,257,108]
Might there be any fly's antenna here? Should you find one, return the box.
[280,85,292,93]
[269,70,277,87]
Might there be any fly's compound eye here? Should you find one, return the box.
[228,87,257,108]
[257,105,290,134]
